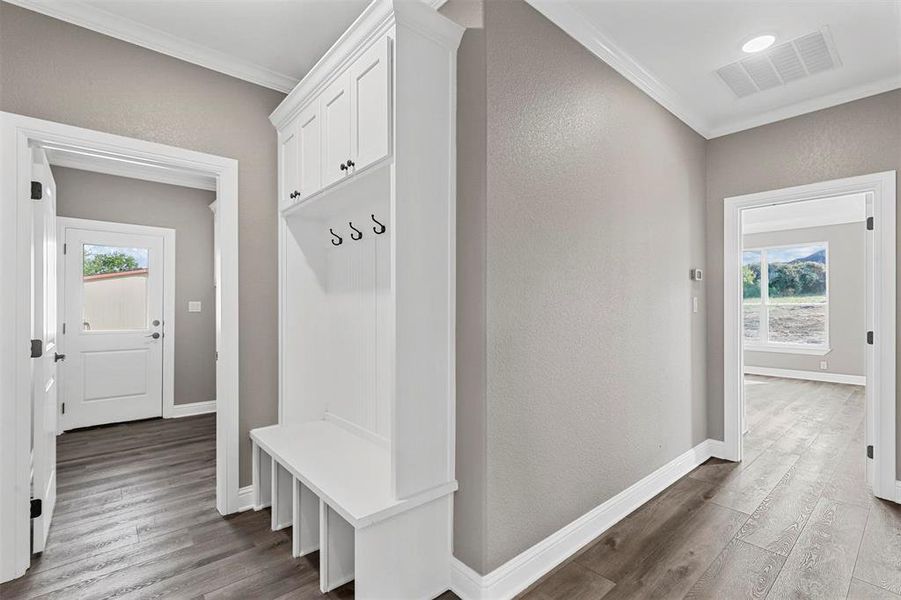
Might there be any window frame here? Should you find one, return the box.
[743,241,830,355]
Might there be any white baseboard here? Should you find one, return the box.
[896,480,901,504]
[168,400,216,418]
[450,438,722,600]
[744,366,866,386]
[237,485,254,512]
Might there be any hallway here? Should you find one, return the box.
[520,377,901,599]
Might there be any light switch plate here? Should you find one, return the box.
[188,301,202,313]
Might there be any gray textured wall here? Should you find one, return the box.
[54,167,217,408]
[744,223,866,377]
[0,1,285,485]
[481,0,708,573]
[706,89,901,477]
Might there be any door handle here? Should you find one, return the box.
[146,332,161,340]
[54,352,65,363]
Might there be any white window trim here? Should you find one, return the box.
[742,241,830,352]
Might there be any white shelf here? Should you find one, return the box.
[250,420,456,528]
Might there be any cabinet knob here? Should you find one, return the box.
[346,159,355,168]
[339,162,348,171]
[289,191,299,199]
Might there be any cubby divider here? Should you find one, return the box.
[292,478,320,557]
[271,461,293,531]
[319,501,355,593]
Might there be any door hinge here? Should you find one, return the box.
[867,444,874,459]
[31,181,42,200]
[867,216,874,231]
[31,339,43,358]
[30,498,42,519]
[867,330,874,345]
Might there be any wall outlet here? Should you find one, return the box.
[820,360,828,370]
[188,301,202,313]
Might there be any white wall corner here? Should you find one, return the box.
[449,439,721,600]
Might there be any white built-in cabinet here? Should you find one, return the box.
[257,2,463,598]
[279,36,392,211]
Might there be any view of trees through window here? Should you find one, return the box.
[82,245,150,331]
[83,245,148,276]
[743,244,827,346]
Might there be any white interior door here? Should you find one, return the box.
[31,149,58,554]
[61,224,165,429]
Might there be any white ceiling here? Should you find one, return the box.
[5,0,372,92]
[742,193,867,235]
[8,0,900,136]
[528,0,901,138]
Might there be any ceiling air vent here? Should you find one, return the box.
[716,28,841,98]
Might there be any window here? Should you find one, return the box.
[743,243,828,350]
[82,244,150,331]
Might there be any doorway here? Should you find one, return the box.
[0,111,241,583]
[58,219,174,429]
[722,171,897,503]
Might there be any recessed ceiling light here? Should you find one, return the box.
[742,34,776,53]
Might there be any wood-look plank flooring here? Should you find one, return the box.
[0,414,359,600]
[3,378,899,599]
[520,377,901,600]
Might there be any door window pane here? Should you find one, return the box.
[82,245,149,331]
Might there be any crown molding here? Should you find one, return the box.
[524,0,714,138]
[269,0,462,130]
[4,0,298,93]
[707,74,901,138]
[525,0,901,141]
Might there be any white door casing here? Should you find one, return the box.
[59,221,172,430]
[2,112,241,584]
[30,148,58,554]
[723,171,896,502]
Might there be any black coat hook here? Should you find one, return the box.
[349,222,363,241]
[330,228,343,246]
[371,214,386,234]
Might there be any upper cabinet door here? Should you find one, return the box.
[350,36,392,172]
[321,73,352,188]
[279,123,300,211]
[297,102,322,200]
